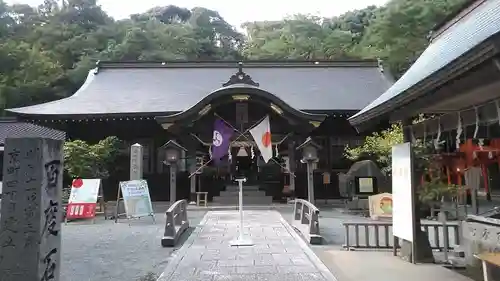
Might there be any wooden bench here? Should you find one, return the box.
[475,252,500,281]
[196,192,208,207]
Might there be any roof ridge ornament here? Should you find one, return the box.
[222,62,260,87]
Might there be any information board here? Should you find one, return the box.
[119,179,154,219]
[392,142,415,242]
[358,177,374,193]
[66,179,101,219]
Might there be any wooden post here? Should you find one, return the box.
[0,138,64,281]
[288,139,296,192]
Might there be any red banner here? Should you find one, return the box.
[66,203,97,219]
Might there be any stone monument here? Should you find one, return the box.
[0,137,64,281]
[130,143,143,180]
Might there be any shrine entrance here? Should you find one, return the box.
[156,85,326,203]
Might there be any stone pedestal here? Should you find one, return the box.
[462,219,500,279]
[0,138,64,281]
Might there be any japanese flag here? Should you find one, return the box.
[250,115,273,163]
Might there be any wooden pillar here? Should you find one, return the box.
[288,138,296,192]
[0,138,64,281]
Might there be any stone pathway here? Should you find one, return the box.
[158,210,336,281]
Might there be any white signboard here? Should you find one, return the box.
[119,179,154,218]
[67,179,101,219]
[358,177,374,193]
[392,142,415,242]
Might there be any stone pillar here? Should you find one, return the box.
[130,143,143,180]
[306,161,315,205]
[170,164,177,204]
[0,137,63,281]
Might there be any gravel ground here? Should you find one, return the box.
[61,210,207,281]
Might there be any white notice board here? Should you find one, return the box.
[391,142,415,242]
[119,180,154,219]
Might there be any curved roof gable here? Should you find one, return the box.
[7,60,393,117]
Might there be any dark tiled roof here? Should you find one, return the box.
[0,120,66,145]
[350,0,500,124]
[7,60,392,116]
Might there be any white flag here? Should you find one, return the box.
[250,115,273,163]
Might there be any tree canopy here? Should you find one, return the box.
[0,0,465,113]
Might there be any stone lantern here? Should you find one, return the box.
[297,137,322,204]
[161,140,187,204]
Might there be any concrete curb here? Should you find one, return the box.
[279,214,339,281]
[156,212,210,281]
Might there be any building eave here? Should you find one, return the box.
[349,0,500,130]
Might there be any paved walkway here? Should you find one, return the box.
[158,210,336,281]
[316,250,475,281]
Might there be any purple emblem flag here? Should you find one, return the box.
[212,119,233,163]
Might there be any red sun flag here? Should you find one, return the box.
[72,178,83,188]
[262,132,272,148]
[250,115,273,163]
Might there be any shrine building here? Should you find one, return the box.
[7,60,393,202]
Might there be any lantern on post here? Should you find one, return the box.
[161,140,187,204]
[297,137,322,205]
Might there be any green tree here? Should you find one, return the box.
[358,0,466,77]
[63,136,122,179]
[344,123,403,174]
[0,0,470,113]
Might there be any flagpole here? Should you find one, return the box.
[230,177,253,246]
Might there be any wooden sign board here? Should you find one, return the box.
[323,172,331,184]
[195,156,204,174]
[66,179,105,223]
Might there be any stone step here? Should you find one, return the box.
[225,185,260,192]
[212,196,273,205]
[219,191,267,197]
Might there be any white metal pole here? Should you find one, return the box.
[230,178,253,246]
[239,179,244,240]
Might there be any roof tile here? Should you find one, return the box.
[8,61,392,116]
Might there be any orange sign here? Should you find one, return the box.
[323,172,331,184]
[369,193,393,219]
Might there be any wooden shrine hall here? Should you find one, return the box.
[7,60,393,203]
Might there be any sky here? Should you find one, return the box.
[6,0,390,28]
